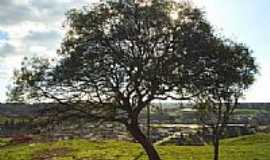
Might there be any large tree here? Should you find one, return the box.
[194,39,258,160]
[7,0,256,159]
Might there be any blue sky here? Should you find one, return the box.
[194,0,270,102]
[0,31,8,41]
[0,0,269,102]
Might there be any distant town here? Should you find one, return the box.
[1,102,269,145]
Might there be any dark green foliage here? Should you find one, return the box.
[194,40,258,160]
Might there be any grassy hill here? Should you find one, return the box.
[0,133,269,160]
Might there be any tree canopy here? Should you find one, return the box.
[193,39,258,160]
[8,0,219,120]
[7,1,258,160]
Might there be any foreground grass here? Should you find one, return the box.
[0,133,269,160]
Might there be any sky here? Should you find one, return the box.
[0,0,269,102]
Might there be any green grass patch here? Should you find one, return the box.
[234,108,270,116]
[0,133,269,160]
[0,138,11,147]
[0,116,30,124]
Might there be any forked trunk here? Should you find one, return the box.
[127,123,161,160]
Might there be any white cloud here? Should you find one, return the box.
[0,43,16,57]
[0,0,34,26]
[0,0,97,101]
[23,30,62,51]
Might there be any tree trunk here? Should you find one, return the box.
[147,105,151,141]
[213,134,220,160]
[127,122,161,160]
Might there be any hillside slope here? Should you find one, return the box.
[0,133,269,160]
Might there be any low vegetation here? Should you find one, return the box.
[0,138,11,147]
[0,133,269,160]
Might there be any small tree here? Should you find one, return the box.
[194,39,258,160]
[6,0,254,159]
